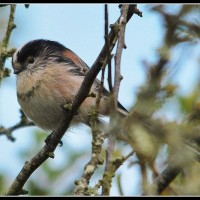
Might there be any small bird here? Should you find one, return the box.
[12,39,127,133]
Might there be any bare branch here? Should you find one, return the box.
[0,122,34,142]
[101,150,135,195]
[0,4,16,81]
[0,110,34,141]
[102,4,129,195]
[144,164,182,195]
[74,130,106,195]
[142,139,200,195]
[105,4,113,93]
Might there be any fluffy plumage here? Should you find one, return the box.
[12,39,127,131]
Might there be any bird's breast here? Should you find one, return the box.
[16,70,63,131]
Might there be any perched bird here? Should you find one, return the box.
[12,39,127,132]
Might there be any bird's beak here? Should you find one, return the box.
[13,62,23,74]
[13,68,23,74]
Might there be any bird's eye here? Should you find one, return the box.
[27,57,35,64]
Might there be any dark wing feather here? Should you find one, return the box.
[62,48,128,113]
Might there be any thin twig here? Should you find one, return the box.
[101,150,135,195]
[1,5,16,49]
[113,5,128,107]
[74,130,106,195]
[117,174,124,196]
[105,4,113,93]
[102,4,129,195]
[0,5,16,81]
[0,110,34,141]
[143,162,182,195]
[0,122,34,142]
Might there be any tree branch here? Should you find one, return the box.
[102,4,130,195]
[74,130,106,195]
[143,163,182,195]
[101,150,135,195]
[0,110,34,142]
[105,4,113,93]
[143,139,200,195]
[0,5,16,81]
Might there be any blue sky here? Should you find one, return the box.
[0,4,199,195]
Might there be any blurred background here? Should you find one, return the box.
[0,4,200,195]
